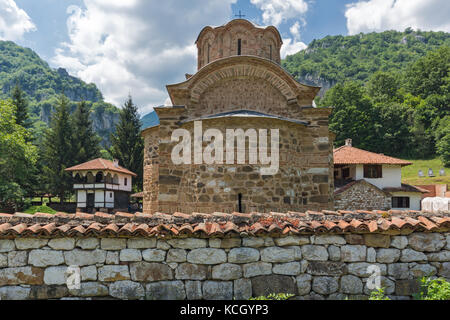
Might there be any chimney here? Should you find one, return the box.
[345,138,352,147]
[113,159,119,168]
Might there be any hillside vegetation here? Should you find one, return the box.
[283,29,450,92]
[0,40,119,145]
[282,30,449,165]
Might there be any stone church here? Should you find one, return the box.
[141,19,335,214]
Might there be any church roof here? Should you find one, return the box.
[334,145,412,166]
[180,109,310,126]
[65,158,137,176]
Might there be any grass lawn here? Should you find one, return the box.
[23,205,58,215]
[402,158,449,186]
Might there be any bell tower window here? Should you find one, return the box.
[269,45,272,60]
[237,39,241,55]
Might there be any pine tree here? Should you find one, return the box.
[41,94,76,203]
[11,84,30,128]
[110,95,144,190]
[71,100,101,164]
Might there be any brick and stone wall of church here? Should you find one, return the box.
[1,232,449,300]
[143,114,334,214]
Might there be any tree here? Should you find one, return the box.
[367,71,401,103]
[435,116,450,167]
[71,100,101,164]
[41,94,76,203]
[11,84,30,128]
[110,95,144,190]
[0,100,38,211]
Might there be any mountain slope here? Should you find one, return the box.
[0,40,119,145]
[282,29,450,96]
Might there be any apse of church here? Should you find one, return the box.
[141,19,335,214]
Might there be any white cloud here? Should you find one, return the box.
[0,0,36,40]
[281,38,307,58]
[52,0,236,115]
[346,0,450,35]
[250,0,308,27]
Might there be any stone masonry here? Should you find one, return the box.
[0,232,449,300]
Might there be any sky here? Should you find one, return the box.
[1,0,450,116]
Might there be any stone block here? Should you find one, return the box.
[64,249,106,266]
[272,262,301,275]
[340,275,363,294]
[106,251,119,265]
[364,234,390,248]
[48,238,75,250]
[0,266,44,286]
[203,281,233,300]
[0,240,15,252]
[328,245,341,261]
[376,248,400,263]
[408,233,445,252]
[391,236,408,249]
[274,236,309,246]
[261,247,296,263]
[185,281,203,300]
[367,247,376,263]
[312,276,338,295]
[167,238,207,249]
[167,249,187,263]
[251,275,297,297]
[15,238,48,250]
[228,247,260,263]
[81,265,97,281]
[234,278,252,300]
[187,248,226,264]
[388,263,409,279]
[30,285,68,299]
[345,234,364,245]
[78,282,108,297]
[301,245,328,261]
[347,262,387,277]
[98,265,130,282]
[76,238,99,249]
[44,266,68,285]
[120,249,142,262]
[400,249,427,262]
[312,235,346,245]
[243,262,272,278]
[7,251,27,267]
[146,281,186,300]
[29,249,64,267]
[242,237,265,248]
[109,280,145,300]
[306,261,346,276]
[0,286,30,300]
[212,263,242,280]
[127,238,156,249]
[395,279,420,296]
[341,245,366,262]
[296,274,312,295]
[100,238,127,250]
[142,249,166,262]
[130,262,172,282]
[426,250,450,262]
[175,263,208,280]
[409,263,437,278]
[438,262,450,277]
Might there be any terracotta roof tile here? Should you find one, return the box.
[0,210,448,238]
[334,145,412,166]
[65,158,137,176]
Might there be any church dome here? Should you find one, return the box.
[195,19,283,70]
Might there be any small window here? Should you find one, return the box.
[364,165,382,178]
[207,44,210,63]
[124,178,127,186]
[110,192,113,198]
[237,39,241,55]
[269,44,272,60]
[238,193,242,212]
[392,197,410,208]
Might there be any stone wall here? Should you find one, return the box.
[335,180,391,211]
[1,232,449,300]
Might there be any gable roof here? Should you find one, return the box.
[334,145,412,166]
[334,179,390,196]
[65,158,137,177]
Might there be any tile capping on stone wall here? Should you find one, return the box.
[0,210,449,300]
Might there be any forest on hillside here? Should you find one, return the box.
[282,30,449,165]
[0,40,120,145]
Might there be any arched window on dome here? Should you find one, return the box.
[237,39,241,55]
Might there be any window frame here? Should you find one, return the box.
[363,164,382,179]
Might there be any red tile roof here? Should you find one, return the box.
[383,184,429,194]
[0,210,448,238]
[334,145,412,166]
[65,158,137,176]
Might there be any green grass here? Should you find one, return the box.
[401,158,449,186]
[23,205,58,215]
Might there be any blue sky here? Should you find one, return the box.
[1,0,449,114]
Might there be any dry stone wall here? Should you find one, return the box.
[1,232,449,300]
